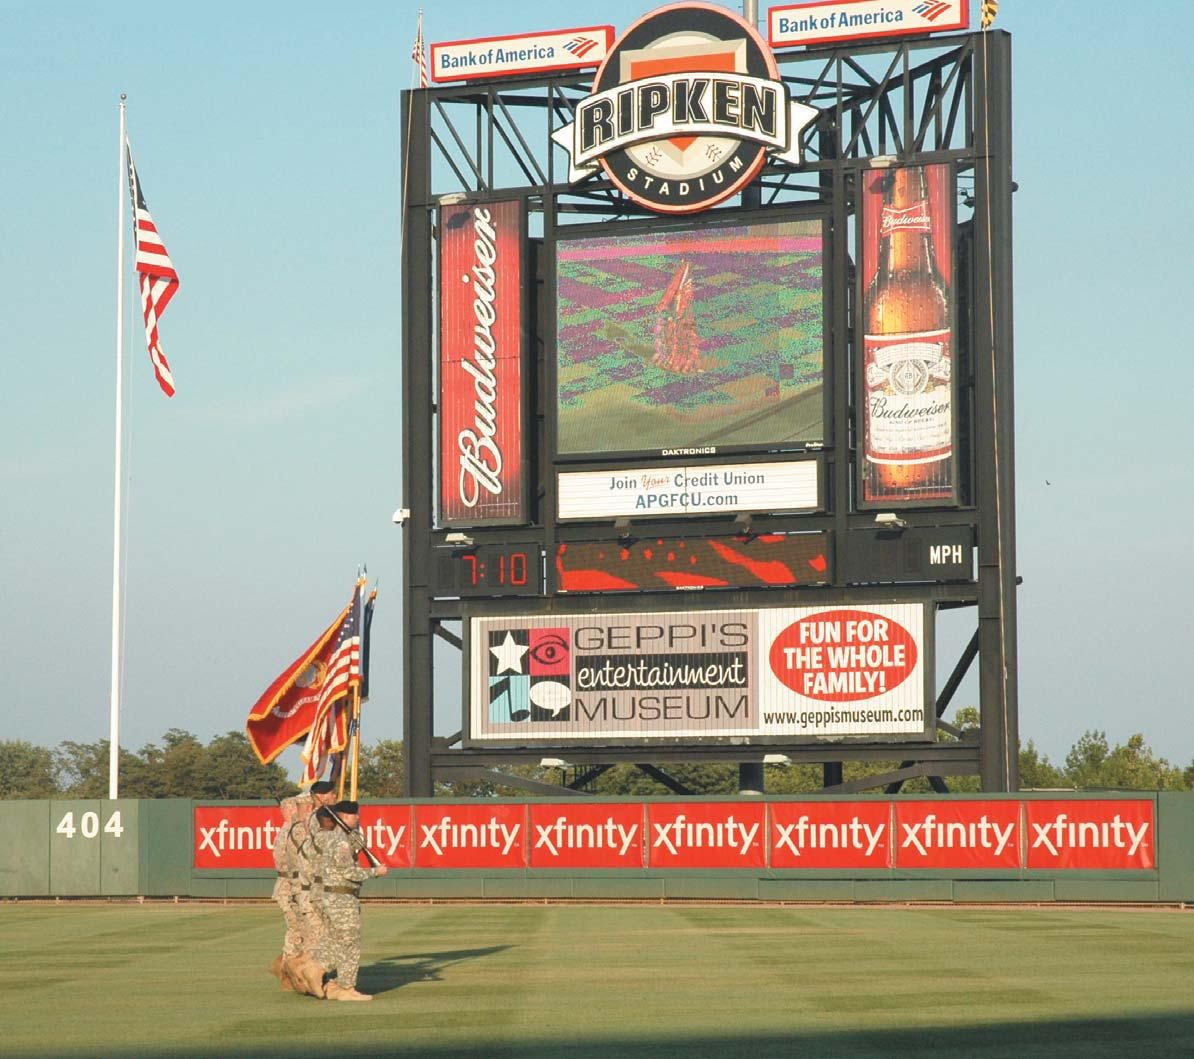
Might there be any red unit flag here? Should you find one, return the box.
[438,200,525,525]
[245,585,362,765]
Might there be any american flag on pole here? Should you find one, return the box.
[125,139,179,397]
[299,582,364,785]
[412,11,429,88]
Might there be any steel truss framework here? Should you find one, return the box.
[400,30,1017,796]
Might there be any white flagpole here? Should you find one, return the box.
[109,95,127,800]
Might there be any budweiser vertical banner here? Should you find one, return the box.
[438,200,526,525]
[859,163,957,507]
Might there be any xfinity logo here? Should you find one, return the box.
[1029,813,1149,858]
[651,813,759,855]
[533,816,639,856]
[773,815,886,857]
[419,817,521,856]
[196,818,407,859]
[197,818,282,857]
[553,3,817,214]
[899,813,1016,857]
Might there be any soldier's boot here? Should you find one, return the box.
[268,954,284,981]
[326,982,371,1002]
[280,956,307,995]
[295,955,328,998]
[276,955,295,992]
[281,955,325,998]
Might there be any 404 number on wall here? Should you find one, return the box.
[55,809,125,839]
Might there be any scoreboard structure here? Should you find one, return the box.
[400,5,1017,796]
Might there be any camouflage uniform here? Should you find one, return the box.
[313,828,376,991]
[297,820,330,955]
[271,816,302,958]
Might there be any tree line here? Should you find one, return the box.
[1,714,1191,800]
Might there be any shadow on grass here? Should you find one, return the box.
[356,945,510,996]
[18,1013,1194,1059]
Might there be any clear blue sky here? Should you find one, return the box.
[2,1,1190,779]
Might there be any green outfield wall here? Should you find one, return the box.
[1,793,1192,903]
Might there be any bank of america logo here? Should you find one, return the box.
[913,1,952,19]
[564,36,600,58]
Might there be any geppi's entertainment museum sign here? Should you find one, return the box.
[552,3,818,213]
[467,602,930,745]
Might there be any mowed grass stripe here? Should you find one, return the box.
[1,905,1192,1058]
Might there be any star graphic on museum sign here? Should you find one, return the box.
[490,631,529,674]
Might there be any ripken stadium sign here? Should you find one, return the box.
[553,2,818,213]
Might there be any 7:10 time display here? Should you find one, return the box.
[432,543,544,598]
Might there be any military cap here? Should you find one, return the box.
[309,781,336,795]
[332,800,360,815]
[315,807,335,824]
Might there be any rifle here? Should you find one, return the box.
[323,805,383,869]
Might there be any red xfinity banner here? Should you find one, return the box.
[438,200,526,526]
[894,800,1021,870]
[770,800,891,869]
[194,806,285,870]
[413,803,526,869]
[193,805,414,870]
[529,802,644,868]
[647,802,766,869]
[192,799,1158,873]
[1025,800,1156,871]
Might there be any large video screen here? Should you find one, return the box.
[555,214,825,458]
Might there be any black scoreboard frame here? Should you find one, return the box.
[400,27,1018,795]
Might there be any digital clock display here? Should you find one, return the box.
[432,544,544,598]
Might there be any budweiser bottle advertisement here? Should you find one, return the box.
[861,163,954,503]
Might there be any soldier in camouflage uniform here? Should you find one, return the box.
[289,797,318,943]
[268,797,301,988]
[280,781,337,996]
[313,800,387,1001]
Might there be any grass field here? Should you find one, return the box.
[3,903,1193,1058]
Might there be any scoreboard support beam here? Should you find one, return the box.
[401,87,437,798]
[972,32,1019,792]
